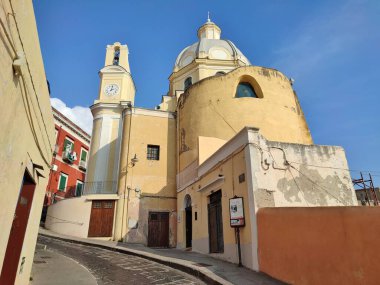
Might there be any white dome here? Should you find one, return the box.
[174,20,251,71]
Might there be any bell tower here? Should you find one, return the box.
[86,42,135,196]
[96,42,135,105]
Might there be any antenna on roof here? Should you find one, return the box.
[207,11,211,22]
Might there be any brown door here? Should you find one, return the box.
[88,200,115,237]
[0,171,36,285]
[185,206,192,248]
[148,212,169,247]
[208,191,224,253]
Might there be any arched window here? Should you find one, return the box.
[184,77,192,90]
[235,82,258,98]
[113,47,120,65]
[215,71,225,76]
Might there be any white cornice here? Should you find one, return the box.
[53,110,91,143]
[124,107,176,119]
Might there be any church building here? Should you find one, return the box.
[46,17,358,270]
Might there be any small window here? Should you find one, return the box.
[238,173,245,183]
[147,145,160,160]
[80,148,88,162]
[184,77,192,90]
[58,173,68,192]
[104,201,113,209]
[76,180,83,197]
[113,47,120,65]
[93,201,102,208]
[235,82,258,98]
[63,137,74,153]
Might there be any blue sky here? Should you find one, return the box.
[34,0,380,184]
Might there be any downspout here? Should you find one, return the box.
[120,106,133,241]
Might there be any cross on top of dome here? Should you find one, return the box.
[197,13,221,40]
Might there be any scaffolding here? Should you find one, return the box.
[352,173,379,206]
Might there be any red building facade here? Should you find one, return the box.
[45,107,91,205]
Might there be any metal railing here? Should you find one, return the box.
[82,181,117,195]
[79,160,87,170]
[50,186,83,204]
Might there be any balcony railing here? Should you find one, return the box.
[62,151,75,164]
[50,186,83,204]
[79,160,87,171]
[83,181,117,195]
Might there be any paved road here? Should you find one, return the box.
[37,236,206,285]
[32,244,97,285]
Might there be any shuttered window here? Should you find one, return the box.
[58,173,68,191]
[80,148,88,162]
[76,181,83,196]
[63,137,74,153]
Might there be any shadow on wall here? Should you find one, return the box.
[119,117,177,247]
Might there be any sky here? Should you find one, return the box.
[34,0,380,185]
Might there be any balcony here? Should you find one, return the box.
[62,150,75,164]
[79,160,87,171]
[83,181,117,195]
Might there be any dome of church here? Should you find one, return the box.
[174,17,251,71]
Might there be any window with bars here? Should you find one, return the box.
[147,145,160,160]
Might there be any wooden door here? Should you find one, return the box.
[208,191,224,253]
[148,212,169,247]
[185,206,192,248]
[88,200,115,237]
[0,171,35,284]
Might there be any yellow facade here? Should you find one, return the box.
[55,17,356,272]
[85,43,177,245]
[177,66,313,173]
[0,1,55,284]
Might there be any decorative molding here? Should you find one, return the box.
[85,194,119,200]
[197,176,225,192]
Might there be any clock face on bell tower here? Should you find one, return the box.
[104,84,120,96]
[96,42,135,105]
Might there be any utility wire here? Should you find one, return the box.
[8,2,53,154]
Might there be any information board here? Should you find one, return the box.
[229,197,245,227]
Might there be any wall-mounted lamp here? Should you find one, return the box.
[130,154,138,167]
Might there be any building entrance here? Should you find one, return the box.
[0,171,36,285]
[88,200,115,237]
[148,212,169,247]
[208,190,224,253]
[184,194,192,248]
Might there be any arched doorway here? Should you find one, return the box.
[184,194,192,248]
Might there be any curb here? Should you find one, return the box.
[39,232,232,285]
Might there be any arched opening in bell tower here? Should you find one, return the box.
[113,47,120,65]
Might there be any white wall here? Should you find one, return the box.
[248,130,358,208]
[45,196,92,238]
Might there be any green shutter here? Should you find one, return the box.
[81,150,87,162]
[63,138,73,152]
[59,174,67,191]
[76,182,83,196]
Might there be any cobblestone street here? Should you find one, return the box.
[36,236,206,285]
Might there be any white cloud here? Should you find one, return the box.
[51,98,93,135]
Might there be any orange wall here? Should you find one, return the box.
[257,207,380,285]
